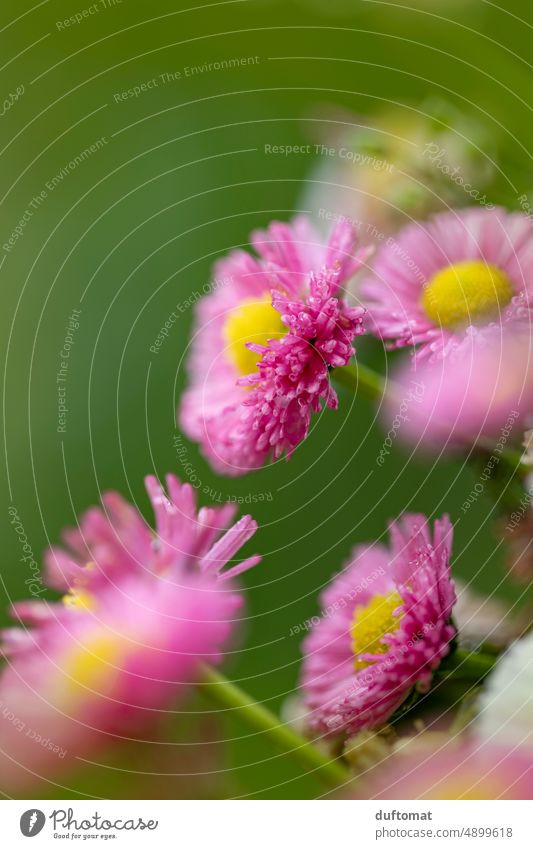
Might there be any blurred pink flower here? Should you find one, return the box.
[352,738,533,800]
[300,101,498,242]
[0,475,260,792]
[300,514,456,738]
[384,327,533,451]
[179,216,370,476]
[362,207,533,360]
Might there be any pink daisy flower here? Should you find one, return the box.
[361,207,533,360]
[385,326,533,451]
[0,475,260,792]
[352,739,533,800]
[300,514,456,737]
[179,216,370,475]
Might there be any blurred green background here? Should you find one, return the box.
[1,0,532,799]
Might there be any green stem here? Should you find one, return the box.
[474,435,527,476]
[449,691,482,734]
[333,362,386,401]
[199,664,350,787]
[440,647,498,680]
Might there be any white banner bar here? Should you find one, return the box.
[1,799,532,848]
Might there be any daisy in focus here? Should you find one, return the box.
[179,216,370,475]
[0,475,260,792]
[300,514,456,737]
[361,207,533,360]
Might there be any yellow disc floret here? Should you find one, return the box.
[223,294,285,376]
[62,562,96,612]
[61,633,123,703]
[421,261,513,328]
[351,591,403,670]
[430,777,502,801]
[62,588,95,612]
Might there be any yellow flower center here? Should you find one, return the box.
[429,777,502,801]
[61,632,124,703]
[222,295,286,376]
[421,261,513,328]
[58,561,126,702]
[63,588,96,611]
[351,591,403,670]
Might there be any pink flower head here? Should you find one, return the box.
[0,475,260,792]
[384,326,533,451]
[300,514,456,737]
[361,207,533,360]
[179,216,370,475]
[353,739,533,800]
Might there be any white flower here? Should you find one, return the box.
[475,632,533,747]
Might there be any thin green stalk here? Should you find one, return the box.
[474,435,527,475]
[199,664,350,788]
[333,362,386,401]
[440,647,498,680]
[449,691,482,735]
